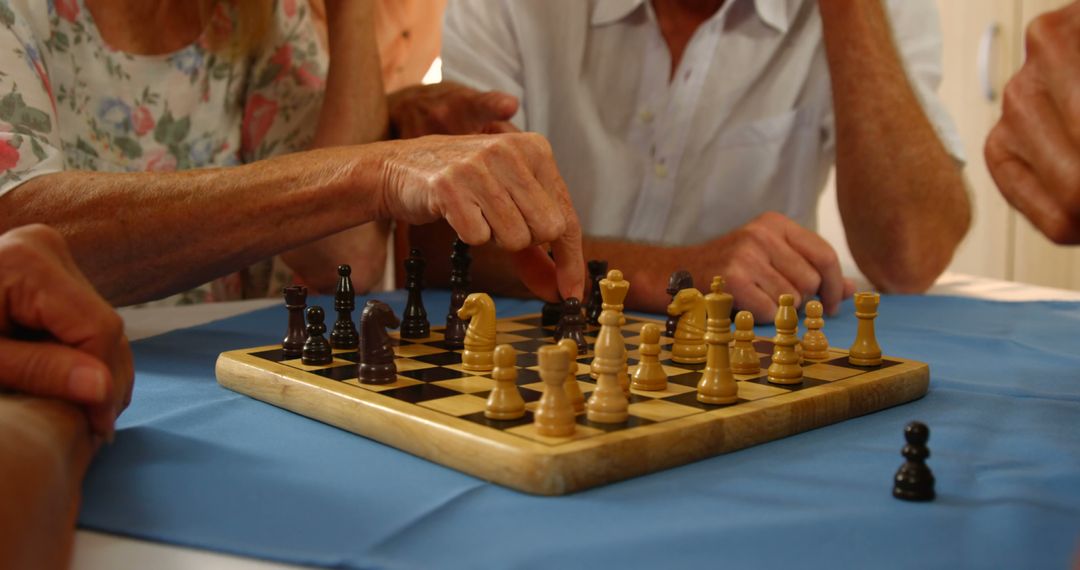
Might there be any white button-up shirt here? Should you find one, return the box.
[441,0,964,246]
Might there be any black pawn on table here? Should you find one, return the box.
[330,264,359,350]
[665,269,693,337]
[401,248,430,339]
[301,306,333,366]
[444,238,471,349]
[358,300,401,384]
[282,285,308,359]
[893,421,936,502]
[584,259,608,326]
[554,297,588,353]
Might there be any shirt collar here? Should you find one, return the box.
[590,0,795,33]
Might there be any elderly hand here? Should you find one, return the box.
[986,1,1080,244]
[0,225,134,438]
[687,212,856,321]
[373,132,584,301]
[388,81,520,139]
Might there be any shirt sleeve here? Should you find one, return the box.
[885,0,965,165]
[440,0,527,129]
[0,2,64,197]
[240,0,328,163]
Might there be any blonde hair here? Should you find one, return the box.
[203,0,274,57]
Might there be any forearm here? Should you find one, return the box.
[0,395,97,570]
[0,146,383,305]
[819,0,970,292]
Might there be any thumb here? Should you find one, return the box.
[0,337,111,404]
[470,91,519,121]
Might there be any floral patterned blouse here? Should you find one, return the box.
[0,0,327,304]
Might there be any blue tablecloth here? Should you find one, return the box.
[79,291,1080,569]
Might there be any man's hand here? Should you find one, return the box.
[0,225,134,438]
[688,212,855,321]
[374,133,585,301]
[388,81,520,139]
[985,2,1080,244]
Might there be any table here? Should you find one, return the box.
[74,273,1080,569]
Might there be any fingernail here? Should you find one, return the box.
[69,366,108,403]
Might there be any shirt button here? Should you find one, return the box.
[654,162,668,178]
[639,109,654,123]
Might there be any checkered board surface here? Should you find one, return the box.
[216,312,929,495]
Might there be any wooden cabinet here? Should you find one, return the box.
[816,0,1080,289]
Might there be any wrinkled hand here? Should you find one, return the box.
[0,225,134,439]
[388,82,520,139]
[986,2,1080,244]
[691,212,855,321]
[375,133,585,301]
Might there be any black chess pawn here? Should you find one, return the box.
[445,239,471,349]
[401,248,430,338]
[893,421,936,502]
[541,301,562,327]
[665,269,693,337]
[358,300,401,384]
[282,285,308,359]
[554,297,588,353]
[330,265,359,349]
[302,306,333,365]
[584,259,608,326]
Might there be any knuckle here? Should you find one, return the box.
[101,310,125,340]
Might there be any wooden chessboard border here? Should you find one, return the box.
[216,313,929,495]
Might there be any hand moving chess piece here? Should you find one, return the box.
[557,339,586,413]
[554,297,588,353]
[584,259,608,326]
[667,287,707,364]
[730,310,760,375]
[444,239,471,349]
[282,285,308,359]
[535,345,576,437]
[665,270,693,338]
[486,345,525,420]
[401,248,430,339]
[849,292,883,366]
[358,300,400,384]
[586,269,630,423]
[631,323,667,391]
[767,294,802,385]
[893,421,935,501]
[458,292,496,372]
[802,300,829,360]
[302,306,332,365]
[330,265,359,350]
[698,277,738,404]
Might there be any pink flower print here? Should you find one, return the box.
[55,0,79,23]
[145,148,178,172]
[295,61,324,89]
[283,0,297,18]
[132,106,155,136]
[0,140,20,171]
[269,44,293,83]
[242,94,278,153]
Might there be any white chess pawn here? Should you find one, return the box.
[557,339,586,413]
[802,300,830,360]
[535,345,576,437]
[485,345,525,420]
[631,324,667,391]
[767,294,803,385]
[730,310,760,375]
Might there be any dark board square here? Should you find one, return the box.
[661,359,706,371]
[413,352,463,367]
[459,410,535,430]
[423,340,461,351]
[512,316,545,327]
[515,353,540,368]
[753,340,774,354]
[759,356,772,369]
[400,367,467,382]
[744,376,829,391]
[335,351,360,363]
[515,368,541,385]
[250,348,286,362]
[510,339,557,352]
[511,327,555,340]
[310,364,359,382]
[381,383,460,404]
[475,388,543,403]
[822,357,902,371]
[663,390,746,410]
[576,414,654,432]
[668,371,701,388]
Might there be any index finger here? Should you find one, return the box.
[528,138,585,300]
[781,222,846,316]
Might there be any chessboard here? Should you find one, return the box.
[216,311,930,495]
